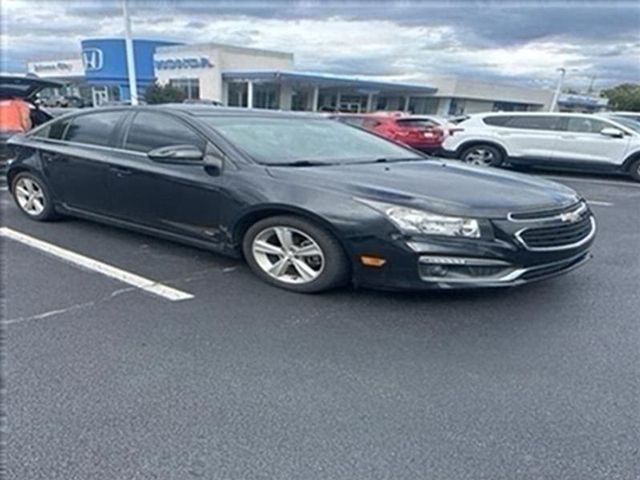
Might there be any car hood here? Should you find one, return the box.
[267,159,580,218]
[0,75,63,100]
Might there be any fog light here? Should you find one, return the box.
[360,255,387,267]
[424,265,448,277]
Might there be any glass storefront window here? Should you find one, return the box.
[169,78,200,100]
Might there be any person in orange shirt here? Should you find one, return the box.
[0,98,32,133]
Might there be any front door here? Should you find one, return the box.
[106,111,228,247]
[551,116,631,165]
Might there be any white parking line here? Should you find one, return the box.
[0,227,194,301]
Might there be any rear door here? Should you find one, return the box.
[493,115,562,160]
[41,110,126,215]
[551,116,631,166]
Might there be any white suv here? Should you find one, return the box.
[441,112,640,181]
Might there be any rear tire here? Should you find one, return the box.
[242,215,350,293]
[11,172,59,221]
[629,158,640,182]
[460,144,504,167]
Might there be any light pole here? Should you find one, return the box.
[122,0,139,105]
[549,67,566,112]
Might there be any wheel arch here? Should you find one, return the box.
[232,204,353,258]
[455,140,509,159]
[622,150,640,171]
[6,165,37,192]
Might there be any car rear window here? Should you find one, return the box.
[396,118,439,128]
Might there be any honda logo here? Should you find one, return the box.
[82,48,104,72]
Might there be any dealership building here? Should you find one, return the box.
[26,37,602,114]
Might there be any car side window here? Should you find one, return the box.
[64,111,125,146]
[504,116,560,131]
[565,117,610,134]
[48,118,72,140]
[483,116,512,126]
[124,112,205,153]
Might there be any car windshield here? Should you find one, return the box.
[200,116,424,165]
[607,116,640,133]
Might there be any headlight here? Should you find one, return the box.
[356,198,482,238]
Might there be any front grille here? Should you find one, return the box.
[517,214,594,250]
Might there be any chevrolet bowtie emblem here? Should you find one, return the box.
[560,211,581,223]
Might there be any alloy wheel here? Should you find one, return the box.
[14,177,46,216]
[251,226,325,284]
[464,148,495,166]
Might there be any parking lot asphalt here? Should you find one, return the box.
[1,173,639,480]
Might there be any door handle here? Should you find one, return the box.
[109,166,132,177]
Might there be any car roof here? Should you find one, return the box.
[58,104,331,120]
[474,111,610,118]
[0,74,63,100]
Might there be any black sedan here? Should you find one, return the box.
[6,106,596,293]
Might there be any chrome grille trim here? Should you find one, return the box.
[515,216,596,251]
[507,201,587,223]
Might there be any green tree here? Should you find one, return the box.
[144,82,186,104]
[601,83,640,111]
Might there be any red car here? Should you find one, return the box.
[334,112,448,153]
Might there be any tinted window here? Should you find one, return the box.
[483,116,512,126]
[396,118,439,128]
[505,116,560,131]
[608,116,640,132]
[64,112,124,146]
[124,112,205,152]
[566,117,611,134]
[200,116,422,165]
[48,118,71,139]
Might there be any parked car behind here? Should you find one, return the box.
[333,112,449,153]
[1,75,60,177]
[441,112,640,181]
[7,106,595,293]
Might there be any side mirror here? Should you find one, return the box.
[600,127,624,138]
[203,144,225,176]
[148,144,203,163]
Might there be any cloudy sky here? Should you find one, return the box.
[2,0,639,91]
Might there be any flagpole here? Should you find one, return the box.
[122,0,139,105]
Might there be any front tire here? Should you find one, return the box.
[11,172,59,221]
[629,158,640,182]
[242,215,350,293]
[460,144,504,167]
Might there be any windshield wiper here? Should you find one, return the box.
[267,160,336,167]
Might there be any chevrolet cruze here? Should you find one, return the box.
[7,106,596,293]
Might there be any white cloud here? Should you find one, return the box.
[2,1,639,90]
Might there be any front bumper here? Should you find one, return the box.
[347,210,596,290]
